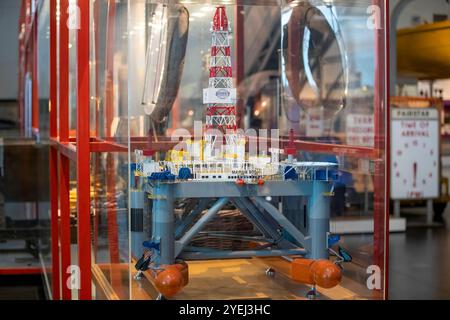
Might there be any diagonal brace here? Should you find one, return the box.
[175,197,229,257]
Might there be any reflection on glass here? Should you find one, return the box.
[142,4,189,124]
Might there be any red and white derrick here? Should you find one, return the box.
[203,6,239,159]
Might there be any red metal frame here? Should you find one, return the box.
[373,0,389,300]
[49,0,61,300]
[15,0,64,292]
[47,0,93,300]
[59,0,72,301]
[41,0,390,300]
[76,0,92,300]
[385,0,391,300]
[47,0,125,300]
[0,268,43,276]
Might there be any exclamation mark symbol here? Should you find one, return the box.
[413,162,417,188]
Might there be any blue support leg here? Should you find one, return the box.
[307,181,331,259]
[131,189,146,258]
[152,183,175,265]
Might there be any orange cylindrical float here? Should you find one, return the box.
[291,259,341,289]
[154,261,189,298]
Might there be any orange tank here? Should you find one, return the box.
[154,262,189,298]
[291,259,341,289]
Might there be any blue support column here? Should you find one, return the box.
[307,181,331,259]
[130,189,146,258]
[152,183,175,265]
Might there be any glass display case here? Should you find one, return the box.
[48,0,388,300]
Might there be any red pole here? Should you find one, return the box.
[372,0,389,300]
[92,0,100,267]
[59,156,71,299]
[93,0,101,138]
[59,0,72,300]
[49,0,57,140]
[76,0,92,300]
[384,0,391,300]
[49,0,61,300]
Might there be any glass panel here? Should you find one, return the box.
[279,2,387,300]
[0,0,51,300]
[88,0,388,300]
[90,0,130,300]
[36,0,52,297]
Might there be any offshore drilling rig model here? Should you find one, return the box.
[132,6,345,300]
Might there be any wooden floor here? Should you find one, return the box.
[119,257,369,300]
[4,216,449,300]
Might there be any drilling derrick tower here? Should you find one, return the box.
[203,6,241,160]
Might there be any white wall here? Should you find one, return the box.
[0,0,21,100]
